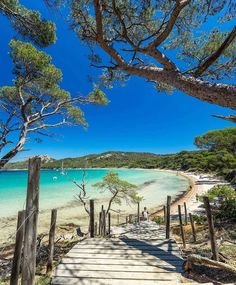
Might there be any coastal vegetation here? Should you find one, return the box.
[5,127,236,185]
[200,184,236,221]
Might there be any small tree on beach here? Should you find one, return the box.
[73,169,90,215]
[0,40,108,168]
[93,171,139,215]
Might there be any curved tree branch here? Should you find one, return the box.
[194,26,236,77]
[212,114,236,123]
[145,0,191,49]
[123,65,236,110]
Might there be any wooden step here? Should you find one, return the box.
[53,269,179,280]
[52,277,213,285]
[52,233,185,285]
[65,252,183,261]
[70,246,179,255]
[73,243,179,250]
[60,257,182,267]
[56,263,184,273]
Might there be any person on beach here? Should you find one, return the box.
[142,207,149,221]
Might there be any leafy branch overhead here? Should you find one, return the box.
[47,0,236,116]
[0,40,108,168]
[0,0,57,47]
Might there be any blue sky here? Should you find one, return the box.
[0,1,235,160]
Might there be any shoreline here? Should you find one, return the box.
[0,168,189,247]
[150,170,227,217]
[150,169,196,216]
[0,169,226,248]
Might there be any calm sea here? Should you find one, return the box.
[0,169,189,218]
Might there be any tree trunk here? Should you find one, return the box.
[123,65,236,110]
[0,123,28,168]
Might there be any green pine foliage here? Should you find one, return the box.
[1,39,87,127]
[0,0,56,47]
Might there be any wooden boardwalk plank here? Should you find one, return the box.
[68,248,180,254]
[73,244,179,250]
[52,277,213,285]
[52,223,184,284]
[56,263,184,272]
[54,269,178,280]
[60,257,182,267]
[65,252,182,260]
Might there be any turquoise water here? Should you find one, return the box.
[0,169,189,218]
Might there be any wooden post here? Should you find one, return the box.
[100,205,104,236]
[89,200,95,238]
[98,212,102,235]
[46,209,57,274]
[117,214,120,226]
[22,157,41,285]
[10,210,25,285]
[178,205,186,248]
[189,213,196,243]
[129,214,132,223]
[166,196,171,239]
[203,196,219,261]
[137,202,140,224]
[184,202,188,225]
[126,216,128,225]
[95,222,98,236]
[108,212,111,235]
[163,205,166,224]
[102,209,106,236]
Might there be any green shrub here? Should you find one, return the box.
[192,214,207,224]
[152,215,165,224]
[200,185,236,221]
[202,184,236,202]
[36,274,51,285]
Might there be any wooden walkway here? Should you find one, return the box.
[52,222,212,285]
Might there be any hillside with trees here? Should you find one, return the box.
[5,127,236,185]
